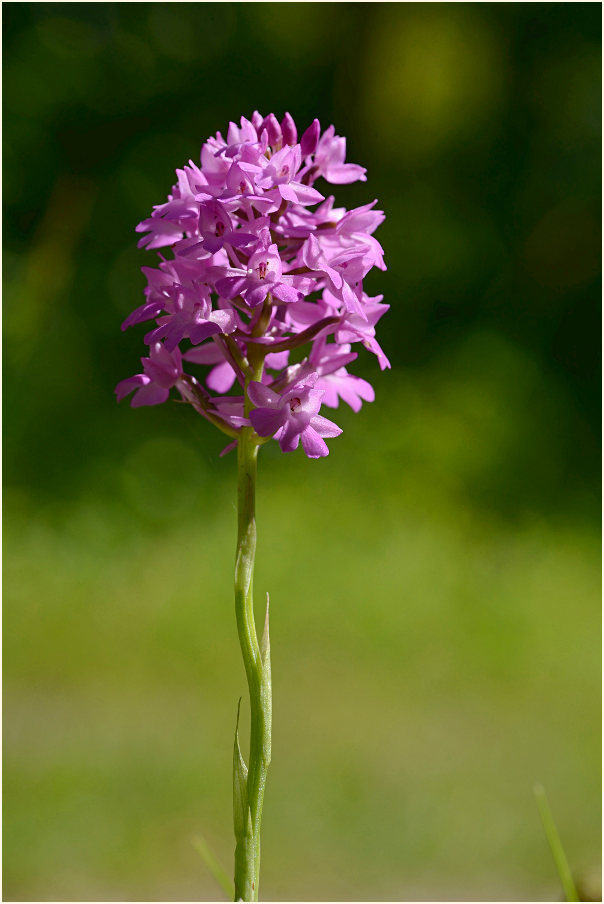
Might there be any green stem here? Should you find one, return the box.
[233,424,271,901]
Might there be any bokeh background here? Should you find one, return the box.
[3,3,601,901]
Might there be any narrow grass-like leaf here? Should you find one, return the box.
[534,783,580,902]
[192,834,235,901]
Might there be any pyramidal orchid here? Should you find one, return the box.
[117,111,388,901]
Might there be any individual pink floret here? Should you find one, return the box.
[116,343,183,407]
[248,375,342,458]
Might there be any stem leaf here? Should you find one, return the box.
[260,593,270,665]
[233,698,251,839]
[260,593,272,766]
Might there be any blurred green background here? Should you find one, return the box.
[3,3,601,901]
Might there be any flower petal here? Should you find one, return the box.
[301,426,329,458]
[115,374,149,402]
[131,383,170,407]
[250,407,286,437]
[247,381,280,408]
[207,360,237,393]
[310,414,343,438]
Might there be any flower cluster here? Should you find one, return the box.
[117,112,388,458]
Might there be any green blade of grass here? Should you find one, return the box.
[534,784,580,902]
[192,834,235,901]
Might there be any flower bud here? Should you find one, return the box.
[300,118,320,157]
[281,112,297,147]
